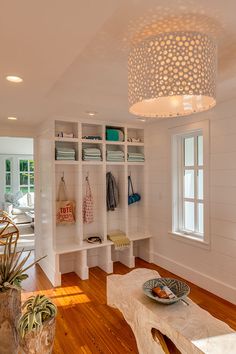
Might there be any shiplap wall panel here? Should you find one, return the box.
[211,134,236,154]
[211,152,236,170]
[211,186,236,205]
[146,98,236,304]
[211,219,236,241]
[212,235,236,258]
[211,170,236,186]
[211,115,236,136]
[211,202,236,222]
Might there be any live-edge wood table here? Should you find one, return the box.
[107,268,236,354]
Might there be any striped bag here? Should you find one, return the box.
[83,177,94,224]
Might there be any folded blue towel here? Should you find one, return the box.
[83,148,102,159]
[107,150,124,156]
[56,157,76,160]
[83,148,101,153]
[128,152,144,157]
[107,157,124,162]
[83,156,101,161]
[56,147,75,153]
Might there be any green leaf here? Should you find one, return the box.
[18,294,57,338]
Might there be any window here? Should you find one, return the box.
[19,159,34,194]
[171,121,209,244]
[5,159,12,193]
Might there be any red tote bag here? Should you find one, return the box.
[56,177,75,224]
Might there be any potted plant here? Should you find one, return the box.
[0,232,45,354]
[18,294,57,354]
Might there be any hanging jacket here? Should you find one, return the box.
[106,172,119,211]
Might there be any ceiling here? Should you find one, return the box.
[1,0,236,130]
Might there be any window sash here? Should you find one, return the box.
[178,132,204,237]
[19,159,34,194]
[5,159,12,192]
[171,120,209,245]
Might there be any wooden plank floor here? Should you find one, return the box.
[22,258,236,354]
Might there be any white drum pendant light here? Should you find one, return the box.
[128,32,217,118]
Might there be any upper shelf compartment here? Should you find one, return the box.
[82,123,103,142]
[55,120,78,139]
[127,128,144,144]
[106,126,125,143]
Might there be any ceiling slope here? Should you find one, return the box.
[0,0,236,131]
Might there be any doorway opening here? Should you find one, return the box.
[0,137,35,250]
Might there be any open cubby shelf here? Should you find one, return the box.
[127,127,144,143]
[38,120,151,286]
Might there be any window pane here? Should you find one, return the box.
[20,187,28,195]
[5,173,11,186]
[30,160,34,171]
[198,135,203,166]
[5,187,12,193]
[184,137,194,166]
[5,159,11,172]
[198,170,203,200]
[20,160,28,171]
[30,186,35,192]
[198,203,204,234]
[184,170,194,198]
[20,173,28,185]
[184,201,195,231]
[30,173,34,185]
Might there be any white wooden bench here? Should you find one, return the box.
[107,268,236,354]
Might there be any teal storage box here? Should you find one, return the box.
[106,129,120,141]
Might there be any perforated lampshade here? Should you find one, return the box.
[128,32,217,118]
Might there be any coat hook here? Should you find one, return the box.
[86,171,89,181]
[61,172,65,181]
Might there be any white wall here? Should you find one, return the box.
[0,137,33,155]
[0,123,36,138]
[146,98,236,304]
[35,122,60,286]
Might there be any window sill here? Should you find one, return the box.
[168,231,211,250]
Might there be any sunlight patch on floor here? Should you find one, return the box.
[22,285,91,306]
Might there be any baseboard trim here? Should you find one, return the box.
[38,257,61,287]
[152,251,236,305]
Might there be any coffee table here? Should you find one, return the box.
[107,268,236,354]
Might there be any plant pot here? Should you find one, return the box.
[19,317,56,354]
[0,289,21,354]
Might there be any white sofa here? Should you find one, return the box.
[3,191,34,224]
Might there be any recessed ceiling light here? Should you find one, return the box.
[6,75,23,83]
[8,116,18,120]
[137,118,146,122]
[86,111,97,116]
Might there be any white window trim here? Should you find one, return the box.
[4,158,13,193]
[0,154,33,195]
[169,120,210,248]
[18,158,34,194]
